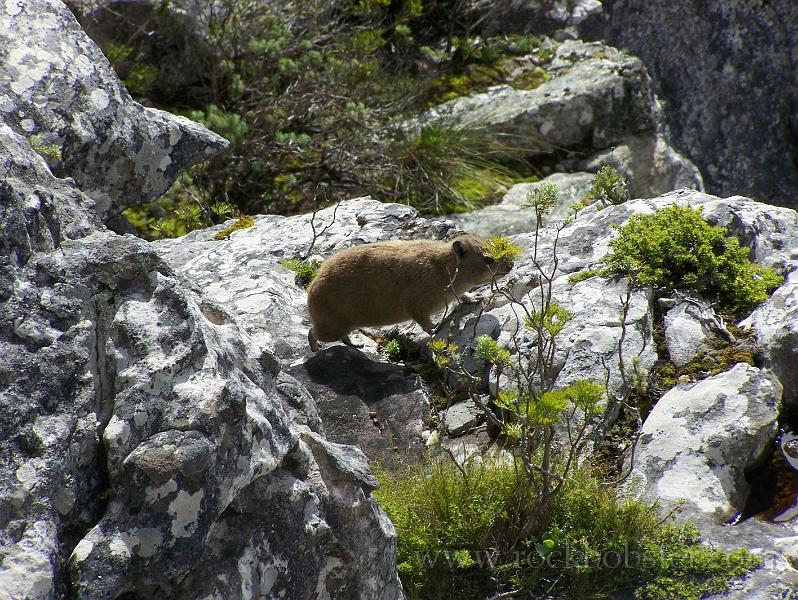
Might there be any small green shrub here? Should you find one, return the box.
[568,269,602,283]
[279,257,320,287]
[483,235,521,263]
[583,165,629,208]
[602,204,783,316]
[383,338,403,361]
[373,459,759,600]
[29,134,62,163]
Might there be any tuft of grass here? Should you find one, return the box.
[279,257,320,288]
[213,215,255,240]
[373,457,760,600]
[602,204,783,317]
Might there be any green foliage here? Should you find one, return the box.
[583,165,629,209]
[483,236,521,263]
[474,335,511,370]
[383,338,403,361]
[279,257,320,288]
[524,181,559,214]
[213,215,255,240]
[429,338,461,368]
[373,459,759,600]
[29,134,62,164]
[568,269,602,283]
[123,63,159,97]
[524,302,573,337]
[188,104,248,145]
[603,204,783,316]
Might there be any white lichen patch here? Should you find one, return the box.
[71,539,94,563]
[109,534,132,558]
[159,154,172,171]
[104,415,131,448]
[15,461,39,491]
[145,478,178,503]
[8,47,54,96]
[32,413,73,447]
[89,89,110,111]
[168,489,204,538]
[135,527,164,558]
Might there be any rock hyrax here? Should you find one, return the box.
[306,235,513,351]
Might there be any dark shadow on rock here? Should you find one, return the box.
[287,345,429,467]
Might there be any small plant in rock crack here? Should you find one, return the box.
[582,164,629,209]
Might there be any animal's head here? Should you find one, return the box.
[451,235,514,286]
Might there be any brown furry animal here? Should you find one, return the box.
[306,235,513,351]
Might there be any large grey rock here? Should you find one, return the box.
[621,364,795,599]
[0,0,228,222]
[0,51,402,600]
[663,298,724,368]
[576,131,704,198]
[429,41,659,153]
[741,268,798,408]
[580,0,798,209]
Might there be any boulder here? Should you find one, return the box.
[621,364,798,599]
[662,298,725,368]
[741,268,798,408]
[579,0,798,209]
[429,41,659,153]
[0,6,403,597]
[0,0,228,223]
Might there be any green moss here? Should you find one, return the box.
[511,66,550,90]
[279,257,320,287]
[213,215,255,240]
[568,269,602,284]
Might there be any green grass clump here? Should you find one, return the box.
[373,457,760,600]
[603,204,782,316]
[279,257,320,287]
[213,215,255,240]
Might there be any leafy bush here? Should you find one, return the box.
[602,204,782,316]
[373,458,759,600]
[583,165,629,208]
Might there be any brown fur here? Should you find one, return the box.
[307,235,513,350]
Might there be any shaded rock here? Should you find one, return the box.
[287,345,430,466]
[478,0,603,37]
[663,298,726,368]
[441,399,481,437]
[445,172,594,238]
[0,0,228,222]
[579,0,798,209]
[741,268,798,408]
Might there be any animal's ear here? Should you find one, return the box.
[453,239,467,257]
